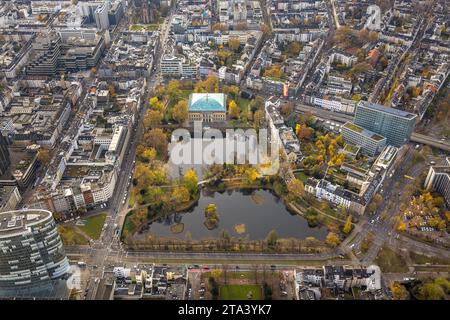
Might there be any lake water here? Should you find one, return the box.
[147,189,328,240]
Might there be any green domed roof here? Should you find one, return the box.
[188,93,226,112]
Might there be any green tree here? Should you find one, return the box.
[418,282,446,300]
[266,230,278,247]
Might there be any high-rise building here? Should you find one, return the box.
[108,1,124,26]
[353,101,417,147]
[0,134,10,176]
[25,31,61,76]
[94,2,110,31]
[0,209,69,296]
[424,158,450,207]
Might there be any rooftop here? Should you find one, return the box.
[358,101,418,119]
[0,209,51,237]
[343,122,386,141]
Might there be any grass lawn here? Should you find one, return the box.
[79,213,107,240]
[128,191,136,208]
[129,24,159,32]
[180,89,193,100]
[204,271,256,281]
[294,171,308,182]
[57,225,89,245]
[219,285,262,300]
[409,252,450,265]
[235,96,251,113]
[375,246,409,273]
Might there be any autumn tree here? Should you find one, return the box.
[183,169,198,197]
[144,109,163,128]
[228,38,240,51]
[343,215,353,234]
[37,148,51,165]
[358,29,370,42]
[149,96,164,112]
[216,50,232,66]
[243,167,259,185]
[108,84,116,97]
[253,109,264,128]
[391,282,409,300]
[204,203,219,229]
[172,186,190,203]
[280,102,294,116]
[228,100,240,119]
[284,41,302,57]
[325,232,341,247]
[228,85,240,98]
[235,21,248,30]
[287,178,305,200]
[173,100,188,123]
[368,193,383,212]
[295,123,313,140]
[263,64,283,79]
[136,146,157,163]
[144,128,168,158]
[167,80,181,101]
[333,26,353,48]
[133,164,168,189]
[212,23,227,32]
[194,74,219,93]
[249,96,264,113]
[260,23,271,35]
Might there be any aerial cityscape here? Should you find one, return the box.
[0,0,449,303]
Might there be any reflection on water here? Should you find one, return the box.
[146,189,328,240]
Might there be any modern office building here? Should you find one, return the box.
[342,121,387,156]
[0,134,10,176]
[424,158,450,207]
[94,2,110,31]
[25,31,62,76]
[160,54,198,78]
[108,1,124,26]
[353,101,417,147]
[0,186,21,212]
[0,209,69,295]
[188,93,227,122]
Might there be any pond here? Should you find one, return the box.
[146,189,328,241]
